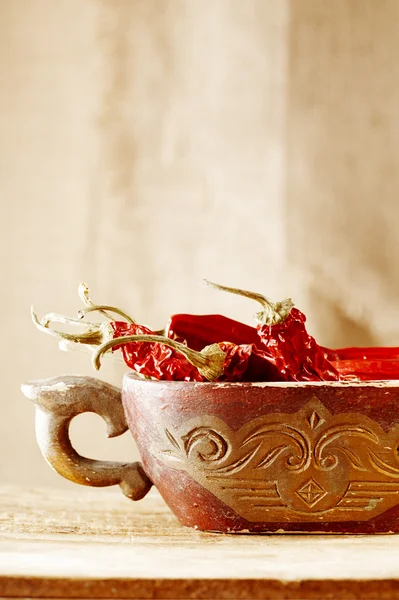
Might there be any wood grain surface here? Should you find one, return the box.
[1,486,399,599]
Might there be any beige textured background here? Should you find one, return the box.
[1,0,398,489]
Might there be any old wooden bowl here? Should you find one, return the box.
[22,375,399,533]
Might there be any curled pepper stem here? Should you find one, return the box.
[31,308,112,345]
[39,312,98,329]
[203,279,294,326]
[78,283,135,324]
[58,338,125,363]
[77,305,136,324]
[92,334,226,381]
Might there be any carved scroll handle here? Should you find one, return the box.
[21,375,152,500]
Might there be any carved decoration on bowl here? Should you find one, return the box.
[159,397,399,522]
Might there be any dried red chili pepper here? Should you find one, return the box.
[324,346,399,362]
[111,320,154,338]
[35,281,399,383]
[32,310,223,382]
[167,312,399,380]
[165,313,259,351]
[165,314,285,380]
[109,322,213,381]
[32,307,269,382]
[93,332,260,382]
[222,342,284,382]
[330,359,399,381]
[99,324,282,382]
[255,309,341,381]
[204,280,340,382]
[31,282,327,382]
[322,344,399,380]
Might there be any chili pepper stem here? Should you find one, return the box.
[78,283,135,324]
[92,334,226,381]
[202,279,294,326]
[58,338,125,363]
[31,307,113,345]
[39,312,98,329]
[153,328,166,336]
[77,305,136,324]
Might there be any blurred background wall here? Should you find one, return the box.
[1,0,398,488]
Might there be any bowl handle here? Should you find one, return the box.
[21,375,152,500]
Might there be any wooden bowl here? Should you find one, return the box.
[23,375,399,533]
[124,376,399,533]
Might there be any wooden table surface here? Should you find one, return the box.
[1,486,399,599]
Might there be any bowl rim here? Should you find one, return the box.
[123,372,399,388]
